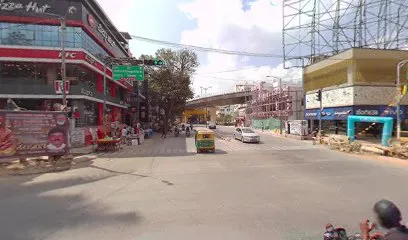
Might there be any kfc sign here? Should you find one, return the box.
[59,52,77,59]
[54,80,70,94]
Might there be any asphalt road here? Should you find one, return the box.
[1,129,408,240]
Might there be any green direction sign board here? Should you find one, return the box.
[113,65,144,81]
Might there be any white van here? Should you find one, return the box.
[208,121,216,129]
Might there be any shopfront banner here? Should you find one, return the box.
[0,111,69,159]
[379,106,406,119]
[304,109,319,120]
[306,106,407,120]
[333,107,353,120]
[354,106,380,116]
[321,108,334,120]
[305,107,353,120]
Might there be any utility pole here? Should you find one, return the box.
[103,62,107,134]
[135,81,140,124]
[318,89,323,135]
[40,7,77,109]
[200,86,212,126]
[278,77,283,134]
[60,16,67,108]
[396,60,408,141]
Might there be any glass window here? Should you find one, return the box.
[42,31,51,40]
[0,62,47,85]
[50,31,59,42]
[0,23,126,60]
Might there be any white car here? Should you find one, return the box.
[233,127,260,143]
[208,121,216,129]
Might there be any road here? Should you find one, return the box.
[1,127,408,240]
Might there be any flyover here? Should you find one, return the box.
[185,90,251,109]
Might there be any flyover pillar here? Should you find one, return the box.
[209,107,217,122]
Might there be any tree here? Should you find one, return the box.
[143,48,199,128]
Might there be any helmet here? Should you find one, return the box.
[373,199,402,229]
[326,223,334,232]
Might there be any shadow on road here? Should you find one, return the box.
[0,173,142,240]
[95,134,208,158]
[89,165,174,186]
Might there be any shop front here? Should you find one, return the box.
[305,106,356,134]
[305,105,408,136]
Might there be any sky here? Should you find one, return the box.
[96,0,302,96]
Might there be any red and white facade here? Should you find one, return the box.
[0,0,134,128]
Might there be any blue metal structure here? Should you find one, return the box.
[347,115,393,146]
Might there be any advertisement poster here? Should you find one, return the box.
[0,111,69,159]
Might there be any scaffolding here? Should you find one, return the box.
[283,0,408,68]
[245,83,303,129]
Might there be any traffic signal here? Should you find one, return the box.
[316,89,322,102]
[144,59,165,66]
[401,85,408,96]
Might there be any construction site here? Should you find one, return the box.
[244,82,303,131]
[279,0,408,140]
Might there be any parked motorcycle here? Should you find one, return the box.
[323,222,382,240]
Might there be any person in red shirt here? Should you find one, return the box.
[97,128,105,139]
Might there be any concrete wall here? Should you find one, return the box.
[287,86,304,120]
[305,85,408,109]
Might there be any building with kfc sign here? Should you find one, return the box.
[0,0,140,127]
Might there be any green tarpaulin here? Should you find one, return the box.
[251,118,281,130]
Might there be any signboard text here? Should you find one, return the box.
[97,24,115,47]
[0,0,50,13]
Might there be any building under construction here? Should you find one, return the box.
[244,82,303,130]
[283,0,408,69]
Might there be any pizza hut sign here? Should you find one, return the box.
[97,24,115,47]
[0,0,50,13]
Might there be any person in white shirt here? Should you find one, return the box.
[121,127,128,144]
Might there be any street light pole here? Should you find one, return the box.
[200,86,212,125]
[396,60,408,141]
[103,62,107,133]
[60,16,67,108]
[319,90,322,136]
[40,6,76,109]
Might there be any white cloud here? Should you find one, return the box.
[95,0,133,31]
[177,0,301,95]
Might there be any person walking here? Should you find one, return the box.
[121,126,128,145]
[160,125,166,139]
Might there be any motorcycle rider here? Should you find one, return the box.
[360,199,408,240]
[174,125,180,136]
[324,223,339,240]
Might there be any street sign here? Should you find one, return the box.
[113,65,144,81]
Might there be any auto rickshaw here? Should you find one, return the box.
[194,127,215,153]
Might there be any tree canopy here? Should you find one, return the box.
[142,48,199,124]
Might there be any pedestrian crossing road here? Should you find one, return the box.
[96,134,317,158]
